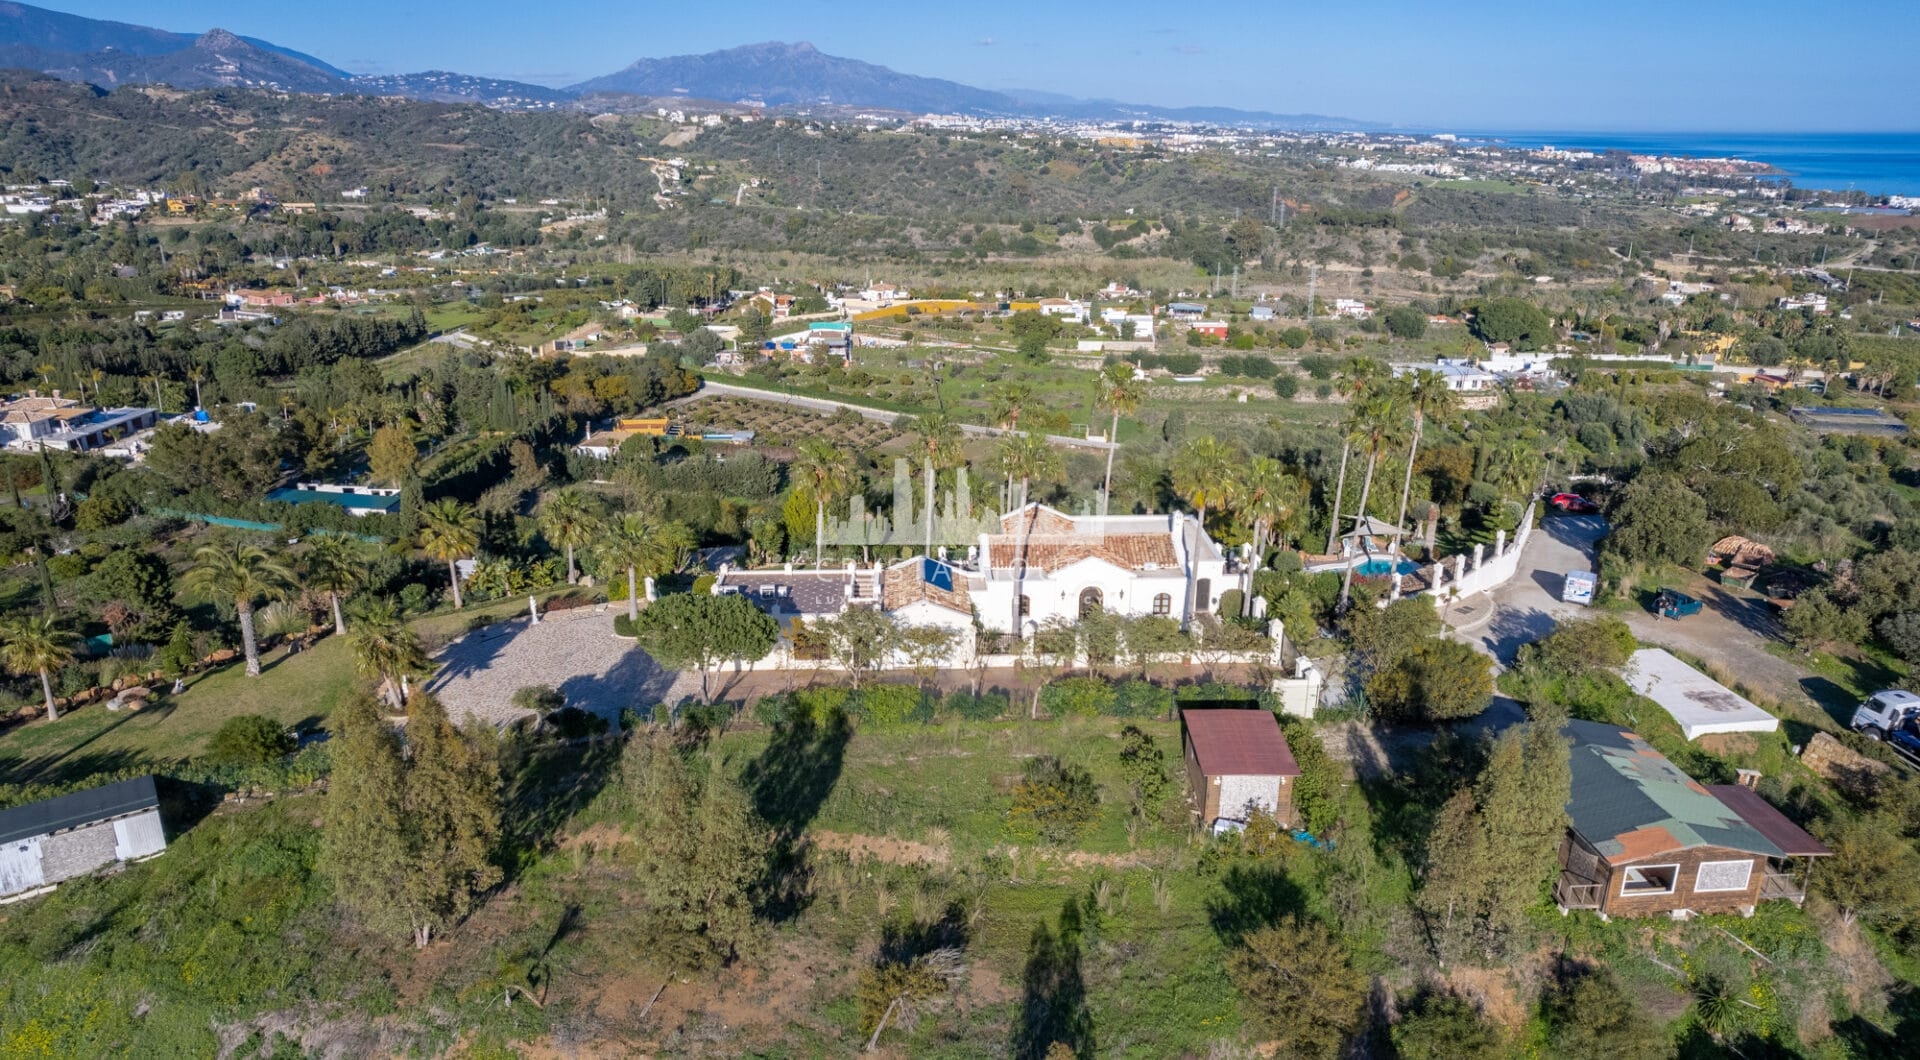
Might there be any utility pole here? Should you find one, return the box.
[1231,264,1238,300]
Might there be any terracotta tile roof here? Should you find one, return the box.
[988,533,1178,574]
[999,506,1080,536]
[1182,708,1301,777]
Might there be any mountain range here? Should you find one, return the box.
[0,2,1370,129]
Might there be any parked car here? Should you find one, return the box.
[1653,589,1702,619]
[1548,492,1599,514]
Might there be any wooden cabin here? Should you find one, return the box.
[1554,721,1828,919]
[1181,708,1302,834]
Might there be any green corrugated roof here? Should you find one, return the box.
[1564,720,1782,860]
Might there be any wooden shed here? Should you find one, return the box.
[1553,722,1827,919]
[0,776,169,902]
[1181,708,1302,834]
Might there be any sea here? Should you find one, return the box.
[1458,131,1920,198]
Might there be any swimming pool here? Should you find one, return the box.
[1355,558,1420,577]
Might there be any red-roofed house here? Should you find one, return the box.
[1181,708,1302,833]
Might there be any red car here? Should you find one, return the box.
[1549,492,1599,514]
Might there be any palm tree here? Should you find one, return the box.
[1339,392,1409,608]
[418,498,482,610]
[186,363,206,409]
[0,615,76,721]
[538,488,599,584]
[1225,457,1308,616]
[1096,362,1144,508]
[1171,436,1239,621]
[1323,356,1389,554]
[989,380,1034,433]
[1391,370,1460,561]
[348,598,430,707]
[1484,436,1543,507]
[791,438,852,568]
[994,433,1063,635]
[905,413,966,471]
[596,514,693,623]
[182,542,297,677]
[303,534,367,636]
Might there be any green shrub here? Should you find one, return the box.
[849,684,929,727]
[47,553,90,581]
[1175,681,1259,704]
[511,684,565,714]
[205,714,295,767]
[612,613,637,637]
[544,706,607,740]
[1039,676,1116,718]
[1005,756,1100,845]
[942,690,1008,720]
[1110,680,1172,718]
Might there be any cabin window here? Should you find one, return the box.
[1619,864,1678,896]
[1694,859,1755,893]
[1018,595,1031,618]
[1152,593,1172,616]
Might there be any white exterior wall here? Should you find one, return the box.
[1214,774,1281,824]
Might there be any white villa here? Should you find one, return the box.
[710,503,1231,647]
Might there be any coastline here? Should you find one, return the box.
[1446,130,1920,198]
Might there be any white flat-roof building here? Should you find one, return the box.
[1624,648,1779,740]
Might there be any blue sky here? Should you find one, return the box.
[52,1,1920,130]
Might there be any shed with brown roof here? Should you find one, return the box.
[1181,708,1302,833]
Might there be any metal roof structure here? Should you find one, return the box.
[1182,708,1301,778]
[0,775,160,846]
[1564,721,1815,863]
[1623,648,1778,740]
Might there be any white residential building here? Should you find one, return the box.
[710,504,1233,649]
[1778,293,1829,313]
[1333,299,1372,319]
[971,505,1229,635]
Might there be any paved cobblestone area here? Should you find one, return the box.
[426,608,697,726]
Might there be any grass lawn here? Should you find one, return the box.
[0,636,358,789]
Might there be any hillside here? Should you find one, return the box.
[0,0,348,79]
[571,40,1018,113]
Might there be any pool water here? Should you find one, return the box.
[1355,558,1420,577]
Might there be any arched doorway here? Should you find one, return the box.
[1078,587,1104,617]
[1195,578,1212,614]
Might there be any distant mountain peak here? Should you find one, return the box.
[194,28,246,50]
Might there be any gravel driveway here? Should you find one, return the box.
[425,608,698,726]
[1461,512,1838,724]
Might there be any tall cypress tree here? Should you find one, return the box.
[621,733,765,971]
[320,694,413,940]
[1416,706,1571,961]
[400,692,503,948]
[321,692,502,948]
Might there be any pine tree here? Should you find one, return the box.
[1417,707,1571,960]
[400,692,503,948]
[1416,790,1492,962]
[620,732,766,970]
[1473,706,1571,940]
[321,692,502,948]
[320,694,413,940]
